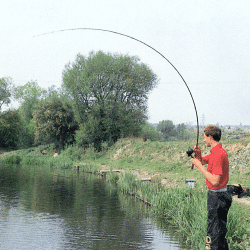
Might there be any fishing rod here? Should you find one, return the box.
[34,28,199,163]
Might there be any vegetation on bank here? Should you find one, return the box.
[1,136,250,249]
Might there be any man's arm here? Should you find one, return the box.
[192,158,221,186]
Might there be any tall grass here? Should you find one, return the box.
[106,170,119,183]
[118,172,137,193]
[150,184,207,248]
[115,170,250,249]
[227,202,250,249]
[19,153,74,169]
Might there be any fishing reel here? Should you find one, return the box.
[186,148,195,169]
[186,148,194,158]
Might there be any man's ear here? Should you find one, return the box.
[208,135,214,141]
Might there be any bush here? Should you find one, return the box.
[0,154,21,165]
[61,145,85,161]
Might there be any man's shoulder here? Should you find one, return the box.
[214,146,228,162]
[214,143,227,154]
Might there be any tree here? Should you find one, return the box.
[140,123,159,141]
[32,96,78,149]
[157,120,177,140]
[176,123,187,140]
[0,110,21,149]
[14,81,46,121]
[0,77,13,110]
[62,51,158,150]
[13,81,47,147]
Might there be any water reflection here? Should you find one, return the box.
[0,165,184,249]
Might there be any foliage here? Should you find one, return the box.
[62,51,158,151]
[13,81,48,148]
[0,77,13,110]
[176,123,187,140]
[140,122,159,141]
[0,154,21,164]
[0,109,21,149]
[223,127,250,140]
[157,120,177,140]
[32,95,78,149]
[14,81,47,122]
[17,118,35,148]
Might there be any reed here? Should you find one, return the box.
[79,163,99,173]
[105,170,119,183]
[117,172,137,193]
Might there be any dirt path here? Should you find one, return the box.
[233,196,250,206]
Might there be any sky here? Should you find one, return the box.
[1,0,250,126]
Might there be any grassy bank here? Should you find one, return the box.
[1,137,250,249]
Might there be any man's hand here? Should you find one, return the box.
[193,145,201,156]
[192,157,203,169]
[193,145,204,164]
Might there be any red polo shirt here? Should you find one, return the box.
[202,143,229,190]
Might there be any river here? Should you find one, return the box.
[0,164,185,250]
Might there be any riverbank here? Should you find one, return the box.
[1,137,250,249]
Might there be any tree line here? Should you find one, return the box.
[0,51,193,151]
[141,120,195,142]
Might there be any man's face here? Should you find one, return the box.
[203,133,212,147]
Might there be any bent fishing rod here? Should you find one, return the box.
[34,28,199,164]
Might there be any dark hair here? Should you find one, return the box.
[204,125,221,141]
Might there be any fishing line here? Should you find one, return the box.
[34,27,199,146]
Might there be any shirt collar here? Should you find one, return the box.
[210,143,222,153]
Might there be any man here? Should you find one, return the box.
[192,125,232,250]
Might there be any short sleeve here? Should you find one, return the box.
[202,154,210,164]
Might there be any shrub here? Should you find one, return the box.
[0,154,21,165]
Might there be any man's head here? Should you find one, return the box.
[203,125,221,147]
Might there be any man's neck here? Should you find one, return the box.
[210,141,219,149]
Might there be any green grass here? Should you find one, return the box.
[227,202,250,249]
